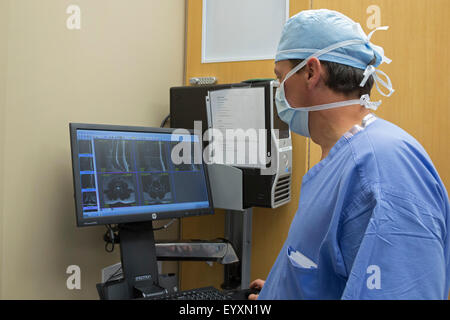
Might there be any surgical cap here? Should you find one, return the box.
[275,9,388,70]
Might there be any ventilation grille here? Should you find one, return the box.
[273,174,291,207]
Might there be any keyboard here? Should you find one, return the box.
[145,286,232,300]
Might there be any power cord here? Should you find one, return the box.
[103,221,176,253]
[153,219,176,231]
[104,224,119,253]
[160,114,170,128]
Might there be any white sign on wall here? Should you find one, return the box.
[202,0,290,63]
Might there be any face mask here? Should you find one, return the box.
[275,27,394,138]
[275,77,377,138]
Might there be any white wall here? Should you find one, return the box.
[0,0,185,299]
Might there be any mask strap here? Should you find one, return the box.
[357,25,395,97]
[282,39,366,83]
[368,26,393,64]
[367,26,389,40]
[294,94,381,112]
[360,65,395,97]
[354,24,392,65]
[359,94,381,110]
[299,99,361,112]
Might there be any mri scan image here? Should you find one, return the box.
[82,191,97,206]
[137,141,169,172]
[100,174,137,208]
[81,174,96,189]
[78,140,92,154]
[94,139,134,173]
[140,173,172,205]
[79,157,94,171]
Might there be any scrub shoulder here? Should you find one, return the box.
[348,118,448,215]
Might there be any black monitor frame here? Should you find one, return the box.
[69,123,214,227]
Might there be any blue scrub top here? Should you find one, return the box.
[258,117,450,300]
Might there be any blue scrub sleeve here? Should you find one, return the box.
[340,190,448,300]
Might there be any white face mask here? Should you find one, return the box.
[275,27,394,138]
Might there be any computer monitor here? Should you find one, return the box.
[70,123,215,299]
[70,123,214,227]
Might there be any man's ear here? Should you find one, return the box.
[305,58,322,88]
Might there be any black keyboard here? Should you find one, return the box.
[145,286,232,300]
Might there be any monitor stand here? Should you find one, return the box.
[98,221,167,300]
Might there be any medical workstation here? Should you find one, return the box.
[0,0,449,302]
[69,78,292,300]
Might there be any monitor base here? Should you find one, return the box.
[98,221,164,300]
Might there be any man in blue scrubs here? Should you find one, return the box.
[249,9,450,299]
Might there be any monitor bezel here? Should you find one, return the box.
[69,123,214,227]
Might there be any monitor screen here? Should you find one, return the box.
[70,123,214,227]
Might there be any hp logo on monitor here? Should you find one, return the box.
[152,213,157,220]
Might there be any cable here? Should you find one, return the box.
[104,224,118,253]
[153,219,176,231]
[160,114,170,128]
[103,219,173,253]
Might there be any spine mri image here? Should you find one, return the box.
[94,139,173,208]
[137,140,173,205]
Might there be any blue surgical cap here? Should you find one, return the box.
[275,9,387,70]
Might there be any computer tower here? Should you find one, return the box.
[170,80,292,209]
